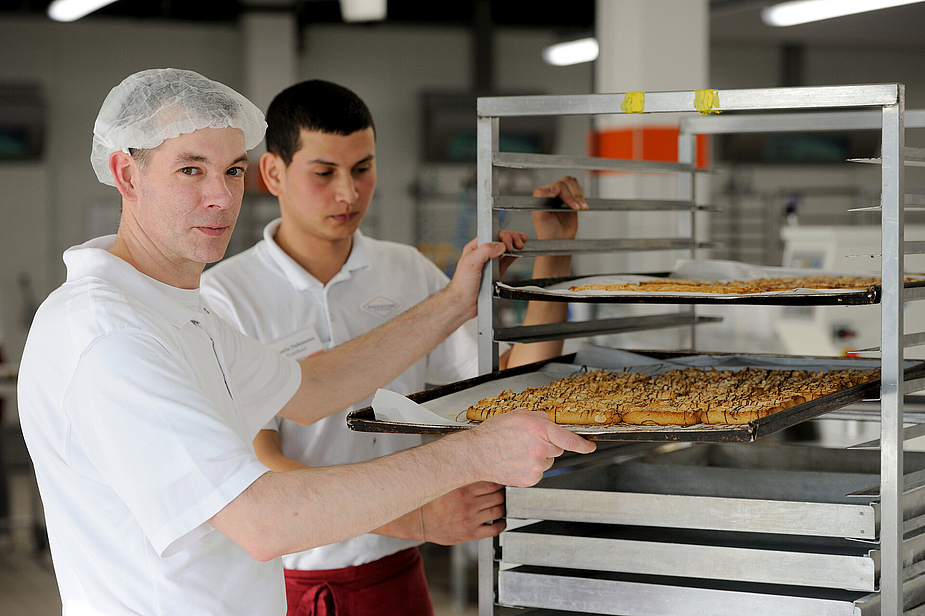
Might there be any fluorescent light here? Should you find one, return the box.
[48,0,119,21]
[542,37,600,67]
[762,0,925,27]
[339,0,387,22]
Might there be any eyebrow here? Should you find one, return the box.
[308,154,375,167]
[172,153,249,166]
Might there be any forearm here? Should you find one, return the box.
[255,432,310,473]
[279,286,472,425]
[216,410,595,561]
[532,253,572,280]
[256,429,423,540]
[371,510,424,541]
[505,254,571,368]
[215,431,476,561]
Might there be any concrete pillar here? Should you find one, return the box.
[578,0,709,348]
[236,11,298,250]
[241,11,298,118]
[582,0,709,275]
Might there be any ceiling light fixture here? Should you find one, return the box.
[338,0,387,22]
[761,0,925,27]
[47,0,119,22]
[542,37,600,67]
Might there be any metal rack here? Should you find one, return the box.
[475,85,925,615]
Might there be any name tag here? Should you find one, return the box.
[269,327,324,361]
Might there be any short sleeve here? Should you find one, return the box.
[261,414,282,432]
[66,331,271,557]
[209,317,301,435]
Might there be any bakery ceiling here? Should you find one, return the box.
[5,1,925,51]
[1,0,595,30]
[711,0,925,48]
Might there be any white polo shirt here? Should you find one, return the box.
[201,220,479,570]
[18,236,301,616]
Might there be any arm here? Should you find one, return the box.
[253,429,507,545]
[278,234,525,426]
[215,411,595,561]
[502,176,587,369]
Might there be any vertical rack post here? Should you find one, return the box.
[677,127,698,350]
[880,86,905,616]
[475,110,499,616]
[476,113,500,374]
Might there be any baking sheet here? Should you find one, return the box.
[348,348,924,442]
[495,258,925,305]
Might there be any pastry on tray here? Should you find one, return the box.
[466,367,880,426]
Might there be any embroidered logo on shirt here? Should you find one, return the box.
[361,295,402,320]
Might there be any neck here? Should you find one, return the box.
[274,224,354,286]
[108,230,203,290]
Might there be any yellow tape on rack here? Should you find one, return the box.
[694,90,722,115]
[621,92,645,114]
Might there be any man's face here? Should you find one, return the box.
[133,126,248,270]
[273,127,376,244]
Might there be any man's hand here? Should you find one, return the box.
[532,175,587,241]
[444,238,505,319]
[497,229,528,278]
[444,229,527,319]
[442,175,586,326]
[463,410,596,488]
[419,481,506,545]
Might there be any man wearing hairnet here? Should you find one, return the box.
[16,68,595,616]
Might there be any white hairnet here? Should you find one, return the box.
[90,68,266,186]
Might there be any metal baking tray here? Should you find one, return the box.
[346,350,925,443]
[496,273,925,306]
[501,521,882,591]
[507,443,925,540]
[497,566,925,616]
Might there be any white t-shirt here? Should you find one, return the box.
[201,221,479,570]
[18,236,302,616]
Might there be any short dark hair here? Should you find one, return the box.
[265,80,375,165]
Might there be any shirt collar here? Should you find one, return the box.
[63,235,201,329]
[261,218,371,290]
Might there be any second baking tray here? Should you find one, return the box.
[495,258,925,306]
[496,274,925,305]
[507,443,925,540]
[347,349,925,443]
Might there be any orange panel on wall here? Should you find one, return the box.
[589,126,709,168]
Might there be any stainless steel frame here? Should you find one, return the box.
[476,85,925,615]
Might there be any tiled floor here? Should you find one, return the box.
[0,472,479,616]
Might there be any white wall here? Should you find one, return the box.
[0,16,243,358]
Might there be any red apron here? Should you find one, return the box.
[284,547,435,616]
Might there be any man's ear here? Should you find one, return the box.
[110,151,140,202]
[259,151,286,197]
